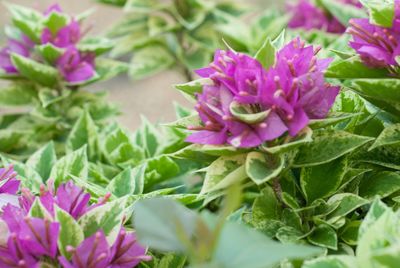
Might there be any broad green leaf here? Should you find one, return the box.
[26,142,57,180]
[0,83,36,106]
[136,116,160,158]
[165,114,201,129]
[38,88,71,108]
[294,130,373,167]
[37,44,64,64]
[370,124,400,150]
[107,164,146,197]
[29,199,52,219]
[214,214,322,268]
[245,152,284,185]
[94,58,129,82]
[129,44,174,80]
[43,11,69,34]
[78,37,115,55]
[360,0,395,27]
[6,3,42,42]
[134,197,200,252]
[301,157,347,203]
[50,147,88,186]
[308,224,338,250]
[0,129,26,152]
[144,156,180,188]
[321,0,367,26]
[78,197,127,245]
[309,113,362,129]
[262,127,313,154]
[67,110,99,161]
[11,54,59,87]
[201,154,248,194]
[352,79,400,103]
[358,199,390,239]
[55,206,84,259]
[359,171,400,199]
[12,163,43,192]
[174,78,212,97]
[327,194,368,219]
[254,38,275,69]
[230,102,270,124]
[340,221,361,246]
[124,0,160,12]
[251,186,282,237]
[303,256,357,268]
[325,56,389,79]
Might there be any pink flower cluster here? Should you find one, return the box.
[0,166,150,268]
[288,0,362,34]
[0,4,96,84]
[186,38,339,148]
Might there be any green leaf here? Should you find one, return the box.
[37,44,64,64]
[308,224,338,250]
[43,11,69,34]
[55,206,84,259]
[321,0,367,26]
[0,83,36,106]
[201,154,248,194]
[327,194,368,219]
[254,38,275,69]
[38,88,71,108]
[325,56,389,79]
[26,142,57,180]
[78,197,127,245]
[134,197,200,252]
[370,124,400,150]
[360,0,395,27]
[251,186,282,237]
[144,156,180,187]
[245,152,284,185]
[0,129,26,152]
[11,54,59,87]
[107,165,146,197]
[294,130,373,167]
[303,256,357,268]
[358,199,390,239]
[175,78,212,97]
[50,147,88,186]
[301,157,347,203]
[340,221,361,245]
[230,102,271,124]
[67,110,99,161]
[262,127,313,154]
[359,171,400,199]
[94,58,129,82]
[129,44,174,80]
[6,3,42,42]
[214,213,322,268]
[352,79,400,104]
[124,0,160,12]
[78,37,115,55]
[29,199,52,219]
[136,116,161,158]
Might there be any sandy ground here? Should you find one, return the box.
[0,0,278,130]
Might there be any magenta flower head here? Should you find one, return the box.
[287,0,361,34]
[109,228,152,268]
[41,20,81,48]
[0,233,39,268]
[0,166,20,195]
[0,38,33,74]
[56,47,96,84]
[55,180,91,219]
[59,231,110,268]
[348,2,400,69]
[187,38,339,148]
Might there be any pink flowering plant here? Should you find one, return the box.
[0,165,151,268]
[0,3,126,158]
